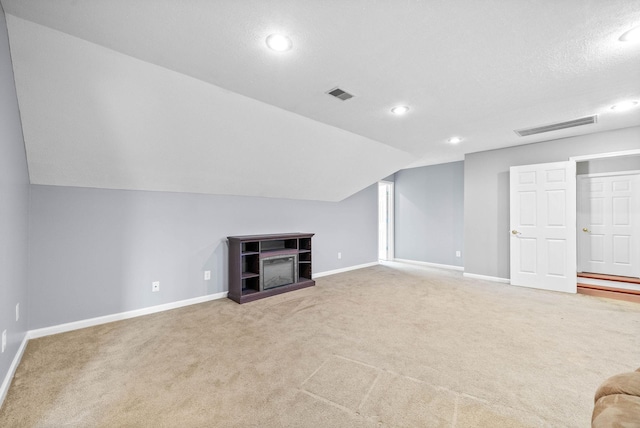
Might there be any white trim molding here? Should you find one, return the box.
[392,258,464,271]
[463,272,511,283]
[312,262,379,279]
[378,181,395,261]
[29,291,228,339]
[578,170,640,179]
[570,149,640,162]
[0,333,29,409]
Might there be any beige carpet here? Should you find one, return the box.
[1,263,639,427]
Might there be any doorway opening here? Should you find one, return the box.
[378,181,394,261]
[571,150,640,301]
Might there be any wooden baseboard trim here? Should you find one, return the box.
[577,273,640,284]
[577,284,640,304]
[578,283,640,296]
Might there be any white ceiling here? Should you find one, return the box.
[2,0,640,201]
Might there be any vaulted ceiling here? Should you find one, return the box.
[2,0,639,201]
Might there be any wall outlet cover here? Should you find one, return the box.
[1,330,6,353]
[16,303,19,321]
[204,270,211,280]
[338,252,342,259]
[456,251,461,257]
[152,281,160,292]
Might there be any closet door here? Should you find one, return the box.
[578,173,640,278]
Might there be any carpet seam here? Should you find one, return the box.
[297,388,358,416]
[356,370,382,413]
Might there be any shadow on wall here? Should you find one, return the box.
[202,239,228,295]
[497,171,510,279]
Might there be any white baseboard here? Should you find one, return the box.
[463,272,511,283]
[312,262,379,279]
[29,291,228,340]
[0,332,29,409]
[392,258,464,271]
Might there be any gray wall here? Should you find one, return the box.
[28,184,379,329]
[464,126,640,279]
[577,154,640,175]
[395,161,464,267]
[0,5,29,385]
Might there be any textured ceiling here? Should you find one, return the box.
[2,0,640,200]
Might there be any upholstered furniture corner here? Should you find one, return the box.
[592,368,640,427]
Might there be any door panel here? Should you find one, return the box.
[589,235,605,262]
[510,161,577,293]
[578,173,639,277]
[613,235,630,264]
[547,239,566,276]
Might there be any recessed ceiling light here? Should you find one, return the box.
[619,25,640,42]
[448,136,463,144]
[391,105,410,115]
[610,100,639,112]
[266,34,293,52]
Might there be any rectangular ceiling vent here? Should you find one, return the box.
[514,115,598,137]
[326,87,354,101]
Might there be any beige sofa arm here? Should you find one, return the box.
[592,368,640,428]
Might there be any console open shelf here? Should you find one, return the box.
[228,233,315,303]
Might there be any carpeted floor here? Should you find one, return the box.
[1,263,639,427]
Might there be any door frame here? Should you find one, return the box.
[570,149,640,274]
[378,181,395,261]
[570,149,640,163]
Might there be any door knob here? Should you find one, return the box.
[582,228,590,232]
[511,230,519,235]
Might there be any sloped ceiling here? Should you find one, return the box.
[2,1,640,201]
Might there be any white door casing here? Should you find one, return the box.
[510,161,577,293]
[577,172,640,278]
[378,181,394,260]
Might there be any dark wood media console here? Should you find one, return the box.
[227,233,315,303]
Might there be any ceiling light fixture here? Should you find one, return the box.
[266,34,293,52]
[610,100,639,112]
[391,105,410,115]
[448,136,463,144]
[619,25,640,42]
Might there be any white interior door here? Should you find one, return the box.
[578,173,640,278]
[510,161,577,293]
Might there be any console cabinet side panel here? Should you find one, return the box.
[228,239,242,302]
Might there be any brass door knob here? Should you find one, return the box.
[511,230,519,235]
[582,228,590,232]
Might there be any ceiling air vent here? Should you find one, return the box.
[326,87,354,101]
[514,115,598,137]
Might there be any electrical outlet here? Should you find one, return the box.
[152,281,160,292]
[1,330,6,353]
[338,252,342,260]
[16,303,19,322]
[456,251,461,257]
[204,270,211,280]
